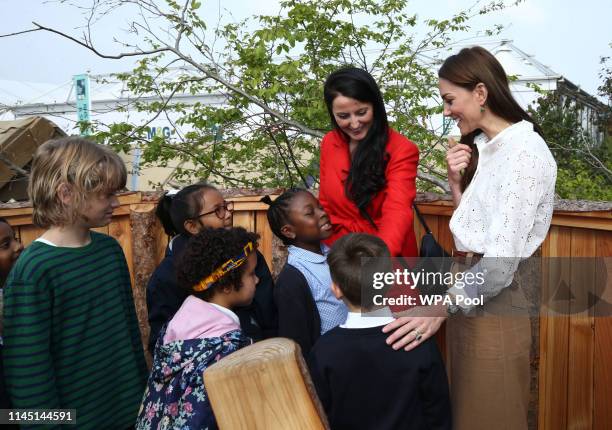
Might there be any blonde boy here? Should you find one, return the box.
[3,137,147,429]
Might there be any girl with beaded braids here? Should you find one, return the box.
[319,67,419,257]
[262,189,347,357]
[137,227,258,430]
[146,183,277,352]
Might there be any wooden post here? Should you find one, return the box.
[204,338,329,430]
[129,203,165,367]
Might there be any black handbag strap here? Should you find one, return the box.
[412,203,432,234]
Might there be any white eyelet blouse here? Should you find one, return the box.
[447,120,557,308]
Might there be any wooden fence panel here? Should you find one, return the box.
[18,224,44,246]
[594,231,612,430]
[567,229,597,429]
[91,225,109,235]
[539,226,572,430]
[232,210,255,233]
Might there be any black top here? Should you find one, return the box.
[308,325,452,430]
[274,263,321,357]
[146,234,278,351]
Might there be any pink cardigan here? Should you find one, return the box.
[163,296,240,344]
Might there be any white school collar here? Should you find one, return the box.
[340,307,394,329]
[209,302,241,326]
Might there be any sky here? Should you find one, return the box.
[1,0,611,97]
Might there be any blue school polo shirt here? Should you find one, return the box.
[287,244,348,334]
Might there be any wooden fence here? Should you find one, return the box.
[0,191,610,430]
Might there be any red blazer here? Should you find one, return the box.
[319,128,419,257]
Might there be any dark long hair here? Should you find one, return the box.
[324,67,389,227]
[438,46,544,191]
[155,182,217,236]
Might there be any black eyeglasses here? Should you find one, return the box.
[194,201,234,220]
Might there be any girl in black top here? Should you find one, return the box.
[147,183,277,351]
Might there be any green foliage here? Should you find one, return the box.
[555,157,612,200]
[85,0,512,189]
[598,43,612,106]
[528,91,612,201]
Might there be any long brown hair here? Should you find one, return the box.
[438,46,544,191]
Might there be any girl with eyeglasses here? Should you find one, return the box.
[146,183,278,353]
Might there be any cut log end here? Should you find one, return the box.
[204,338,329,430]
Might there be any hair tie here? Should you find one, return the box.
[165,189,179,199]
[260,195,274,206]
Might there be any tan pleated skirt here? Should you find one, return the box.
[446,285,532,430]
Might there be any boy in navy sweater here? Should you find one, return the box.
[308,233,451,430]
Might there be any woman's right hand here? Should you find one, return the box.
[446,138,472,186]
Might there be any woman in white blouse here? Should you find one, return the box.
[383,46,557,429]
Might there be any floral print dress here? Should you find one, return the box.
[136,326,251,430]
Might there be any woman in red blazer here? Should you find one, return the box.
[319,67,419,257]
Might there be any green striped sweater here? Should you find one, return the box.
[2,232,147,429]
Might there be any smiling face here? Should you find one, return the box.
[0,222,23,280]
[281,191,332,251]
[439,78,485,136]
[331,95,374,143]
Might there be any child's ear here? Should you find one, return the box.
[280,224,296,241]
[183,219,201,236]
[330,282,343,300]
[218,284,235,295]
[56,183,73,205]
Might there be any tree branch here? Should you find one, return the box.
[417,170,449,193]
[31,21,170,58]
[175,0,190,49]
[0,28,41,38]
[267,126,295,187]
[27,21,324,138]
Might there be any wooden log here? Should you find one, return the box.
[109,215,135,291]
[255,210,274,269]
[129,203,162,368]
[204,338,329,430]
[270,233,288,280]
